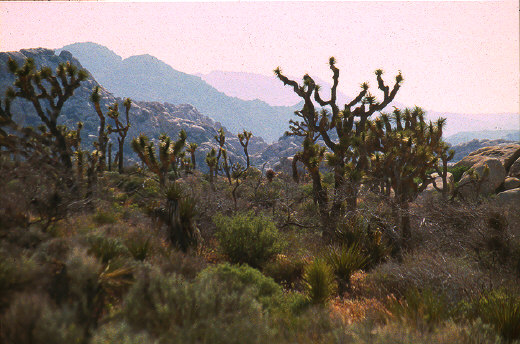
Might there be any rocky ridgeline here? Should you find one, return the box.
[0,48,268,169]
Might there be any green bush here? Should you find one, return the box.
[0,253,39,309]
[214,212,285,268]
[264,255,305,288]
[87,234,129,264]
[0,293,83,344]
[91,322,156,344]
[196,263,283,310]
[449,165,471,183]
[120,268,274,343]
[92,209,117,225]
[302,259,336,305]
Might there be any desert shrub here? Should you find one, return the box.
[449,165,471,183]
[344,318,503,344]
[0,293,83,344]
[0,252,40,309]
[121,175,144,193]
[367,251,486,303]
[476,289,520,342]
[120,267,274,343]
[87,234,129,263]
[92,209,118,225]
[196,263,283,310]
[91,321,156,344]
[158,249,207,280]
[335,214,392,269]
[264,254,305,288]
[324,243,368,294]
[302,258,336,305]
[214,212,285,268]
[125,234,152,262]
[386,288,455,331]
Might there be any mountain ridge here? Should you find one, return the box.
[58,42,300,143]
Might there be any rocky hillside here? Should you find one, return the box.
[0,48,268,169]
[58,42,300,143]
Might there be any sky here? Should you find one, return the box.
[0,1,518,116]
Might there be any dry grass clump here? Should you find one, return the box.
[366,250,487,303]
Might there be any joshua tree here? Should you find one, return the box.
[433,140,455,199]
[214,128,232,183]
[367,107,446,241]
[107,142,113,171]
[238,130,252,169]
[131,130,187,186]
[6,57,87,169]
[90,86,109,172]
[275,57,402,237]
[107,98,132,173]
[187,142,198,169]
[205,148,217,190]
[230,130,253,211]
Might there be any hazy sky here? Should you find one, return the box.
[0,1,518,115]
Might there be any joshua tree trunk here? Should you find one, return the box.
[118,138,124,174]
[107,143,112,171]
[399,195,411,241]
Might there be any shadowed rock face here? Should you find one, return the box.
[0,48,269,169]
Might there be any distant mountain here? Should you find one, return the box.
[197,71,358,108]
[0,48,268,169]
[446,129,520,146]
[58,42,301,142]
[196,71,301,106]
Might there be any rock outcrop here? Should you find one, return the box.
[457,158,506,198]
[454,144,520,171]
[496,188,520,205]
[449,143,520,201]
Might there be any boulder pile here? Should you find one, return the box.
[453,143,520,203]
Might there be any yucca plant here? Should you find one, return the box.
[87,235,129,264]
[164,183,200,252]
[131,131,187,186]
[478,291,520,342]
[324,243,368,294]
[125,236,152,262]
[302,258,337,305]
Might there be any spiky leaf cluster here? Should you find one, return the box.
[368,107,446,201]
[5,57,87,168]
[131,130,187,186]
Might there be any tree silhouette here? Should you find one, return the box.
[6,57,87,169]
[131,131,187,186]
[275,58,402,237]
[368,107,447,240]
[107,98,132,174]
